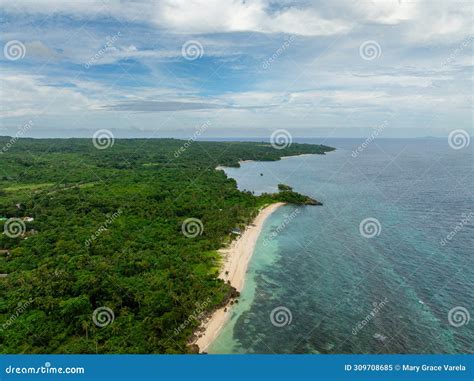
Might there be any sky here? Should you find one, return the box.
[0,0,472,139]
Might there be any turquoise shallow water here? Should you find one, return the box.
[209,138,473,354]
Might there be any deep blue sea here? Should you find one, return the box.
[209,138,473,354]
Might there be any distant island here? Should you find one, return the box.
[0,137,334,354]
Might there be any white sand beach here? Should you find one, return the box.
[194,202,285,352]
[280,153,315,160]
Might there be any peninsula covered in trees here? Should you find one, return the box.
[0,137,334,353]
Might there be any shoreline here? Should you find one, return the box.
[280,153,315,160]
[193,202,285,353]
[215,154,317,171]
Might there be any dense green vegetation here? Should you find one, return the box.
[0,137,334,353]
[274,183,322,204]
[277,184,293,192]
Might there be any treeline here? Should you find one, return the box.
[0,137,333,353]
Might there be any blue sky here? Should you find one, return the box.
[0,0,472,138]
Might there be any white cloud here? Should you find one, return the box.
[1,1,471,136]
[0,71,97,117]
[404,3,472,43]
[2,0,352,36]
[357,0,417,25]
[3,0,471,42]
[156,0,352,36]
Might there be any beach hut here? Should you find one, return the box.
[231,228,242,235]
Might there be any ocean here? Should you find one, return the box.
[209,138,473,354]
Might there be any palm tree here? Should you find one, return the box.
[81,320,89,340]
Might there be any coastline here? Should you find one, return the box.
[280,153,315,159]
[215,154,318,171]
[193,202,285,352]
